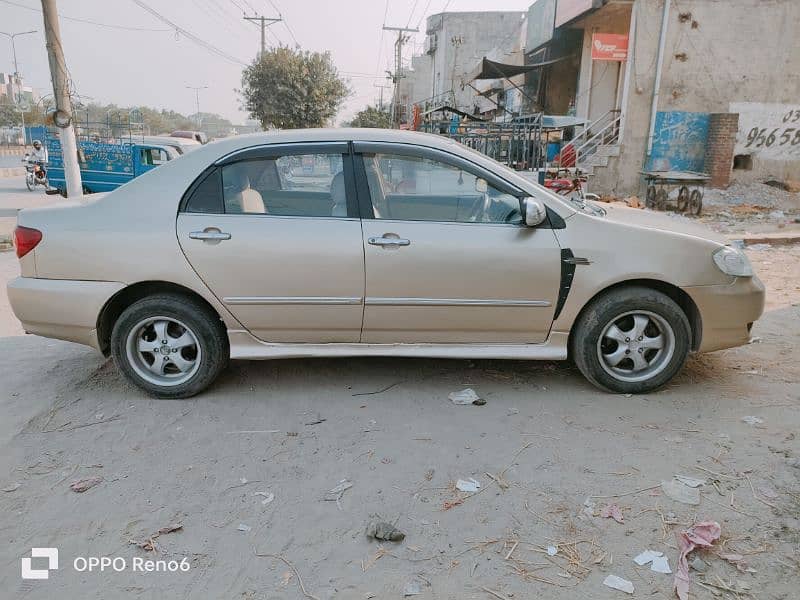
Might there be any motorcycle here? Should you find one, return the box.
[543,168,600,202]
[22,154,49,191]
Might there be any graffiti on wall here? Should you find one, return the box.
[646,111,709,172]
[730,102,800,160]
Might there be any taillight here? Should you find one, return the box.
[13,225,42,258]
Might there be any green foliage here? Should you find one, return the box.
[346,105,392,128]
[240,47,349,129]
[0,99,19,127]
[71,103,234,137]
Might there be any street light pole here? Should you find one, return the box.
[0,29,37,145]
[186,85,207,127]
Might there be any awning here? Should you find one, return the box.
[465,55,570,82]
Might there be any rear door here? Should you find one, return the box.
[355,142,561,344]
[177,142,365,343]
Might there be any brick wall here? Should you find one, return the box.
[704,113,739,188]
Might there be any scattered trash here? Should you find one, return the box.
[741,415,764,426]
[689,557,707,572]
[448,388,484,406]
[366,520,405,542]
[603,574,634,594]
[2,483,20,492]
[674,475,706,488]
[747,336,763,344]
[324,479,353,503]
[304,416,326,426]
[661,478,701,505]
[403,579,422,596]
[237,523,252,532]
[758,485,779,499]
[547,545,558,556]
[70,476,103,493]
[156,523,183,535]
[254,491,275,505]
[675,521,721,600]
[600,503,624,523]
[719,552,751,573]
[442,498,463,511]
[507,407,520,416]
[582,497,598,517]
[456,478,481,493]
[634,550,672,574]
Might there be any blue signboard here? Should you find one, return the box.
[646,111,710,172]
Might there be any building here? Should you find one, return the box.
[0,72,37,108]
[400,0,800,194]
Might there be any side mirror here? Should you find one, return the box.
[522,197,547,227]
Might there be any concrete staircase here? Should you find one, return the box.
[578,143,621,175]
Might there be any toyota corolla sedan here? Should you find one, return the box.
[8,129,764,398]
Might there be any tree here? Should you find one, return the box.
[346,105,392,128]
[0,99,19,128]
[240,47,349,129]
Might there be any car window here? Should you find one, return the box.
[140,147,169,166]
[363,153,522,224]
[184,169,223,214]
[221,153,348,217]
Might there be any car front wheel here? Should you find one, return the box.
[111,294,228,398]
[572,287,691,394]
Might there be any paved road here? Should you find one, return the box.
[0,176,64,235]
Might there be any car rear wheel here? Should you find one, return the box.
[571,287,691,394]
[111,294,228,398]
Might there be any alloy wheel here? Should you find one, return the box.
[125,316,201,387]
[596,310,676,383]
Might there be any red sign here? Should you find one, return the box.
[591,33,629,61]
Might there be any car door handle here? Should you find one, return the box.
[189,230,231,241]
[368,236,411,247]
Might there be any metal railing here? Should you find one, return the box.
[562,109,622,169]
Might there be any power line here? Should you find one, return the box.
[405,0,420,29]
[416,0,434,30]
[0,0,170,32]
[374,0,390,78]
[131,0,248,66]
[266,0,300,47]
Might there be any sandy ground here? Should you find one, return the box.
[0,191,798,599]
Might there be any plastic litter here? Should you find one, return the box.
[324,479,353,502]
[741,415,764,425]
[456,478,481,492]
[546,545,558,556]
[449,388,484,405]
[661,478,701,505]
[674,475,706,488]
[675,521,721,600]
[603,574,634,594]
[600,503,624,523]
[254,491,275,505]
[237,523,252,532]
[403,580,422,596]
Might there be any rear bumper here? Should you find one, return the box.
[7,276,124,350]
[683,276,766,352]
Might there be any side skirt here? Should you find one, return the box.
[227,330,569,361]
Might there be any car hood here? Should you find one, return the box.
[597,203,729,245]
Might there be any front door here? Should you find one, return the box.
[355,144,561,344]
[177,143,364,343]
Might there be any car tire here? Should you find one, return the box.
[571,286,691,394]
[111,294,229,398]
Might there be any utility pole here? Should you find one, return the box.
[243,15,282,57]
[40,0,82,197]
[382,25,418,128]
[186,85,207,127]
[1,29,37,145]
[373,82,391,111]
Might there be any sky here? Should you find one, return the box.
[0,0,534,125]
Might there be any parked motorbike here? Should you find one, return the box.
[544,168,599,202]
[22,154,48,191]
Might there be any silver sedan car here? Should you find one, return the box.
[8,129,764,398]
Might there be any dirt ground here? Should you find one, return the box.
[0,211,799,599]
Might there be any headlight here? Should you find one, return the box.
[712,246,753,277]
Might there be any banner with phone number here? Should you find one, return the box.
[731,102,800,159]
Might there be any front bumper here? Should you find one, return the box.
[7,277,124,350]
[682,275,766,352]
